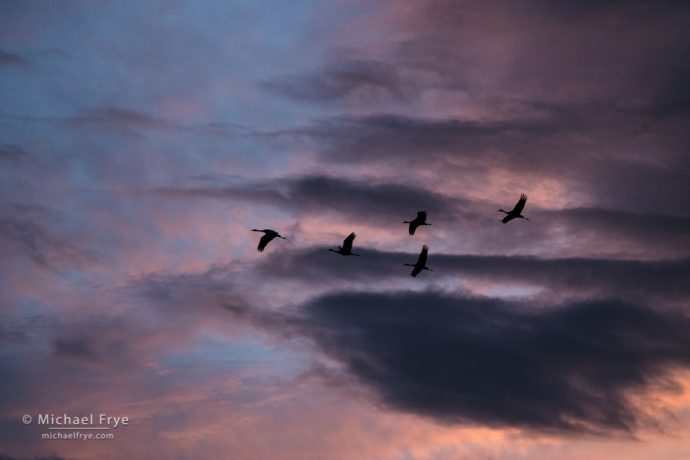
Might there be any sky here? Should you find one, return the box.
[1,0,690,459]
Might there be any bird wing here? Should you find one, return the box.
[408,211,427,234]
[257,233,275,252]
[511,194,527,214]
[417,244,428,266]
[342,232,356,252]
[410,265,422,277]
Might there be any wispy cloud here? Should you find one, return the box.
[257,248,690,301]
[261,59,405,103]
[0,49,27,68]
[0,204,99,269]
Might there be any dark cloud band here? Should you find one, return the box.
[297,290,690,433]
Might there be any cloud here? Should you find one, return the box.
[0,146,27,164]
[293,112,690,213]
[299,114,561,165]
[0,454,66,460]
[258,248,690,301]
[0,204,98,269]
[285,175,454,221]
[0,50,27,68]
[261,59,404,103]
[0,316,49,346]
[543,207,690,254]
[53,336,99,362]
[133,263,243,311]
[396,0,690,105]
[72,107,176,129]
[127,255,690,434]
[296,290,690,433]
[153,174,690,258]
[154,174,458,225]
[263,0,690,217]
[0,107,187,137]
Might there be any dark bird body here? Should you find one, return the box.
[403,211,431,235]
[251,228,286,252]
[498,194,530,224]
[405,245,434,277]
[329,232,360,256]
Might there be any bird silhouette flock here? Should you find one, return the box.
[252,194,529,277]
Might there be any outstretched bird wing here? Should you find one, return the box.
[417,244,429,266]
[408,211,427,235]
[510,193,527,214]
[342,232,356,252]
[257,233,275,252]
[410,265,422,277]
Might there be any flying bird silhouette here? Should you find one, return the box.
[498,194,530,224]
[328,232,360,256]
[403,211,431,235]
[251,228,286,252]
[404,244,434,277]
